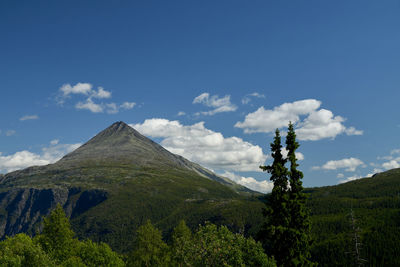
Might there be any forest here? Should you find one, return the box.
[0,204,276,267]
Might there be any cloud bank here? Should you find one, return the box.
[0,141,81,173]
[235,99,363,141]
[312,157,365,172]
[131,118,267,172]
[220,171,273,193]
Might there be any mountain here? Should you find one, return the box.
[0,121,263,252]
[305,168,400,266]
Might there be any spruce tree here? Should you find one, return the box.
[259,129,292,266]
[259,124,314,266]
[286,122,313,266]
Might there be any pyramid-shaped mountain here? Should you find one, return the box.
[59,121,190,168]
[0,121,263,252]
[56,121,241,187]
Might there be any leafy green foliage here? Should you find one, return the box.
[171,220,192,266]
[5,206,126,267]
[168,221,276,267]
[127,220,170,267]
[0,233,55,267]
[35,204,78,264]
[77,239,125,267]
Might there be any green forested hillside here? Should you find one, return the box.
[306,168,400,266]
[0,122,264,253]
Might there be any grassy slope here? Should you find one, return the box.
[0,163,264,253]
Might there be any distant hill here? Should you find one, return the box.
[0,121,263,252]
[305,168,400,266]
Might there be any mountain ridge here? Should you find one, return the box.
[0,121,264,252]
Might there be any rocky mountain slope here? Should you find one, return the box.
[0,121,263,252]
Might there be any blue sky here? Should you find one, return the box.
[1,0,400,192]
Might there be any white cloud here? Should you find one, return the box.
[390,149,400,155]
[312,157,365,172]
[131,118,267,172]
[338,168,382,184]
[177,111,186,116]
[59,83,111,99]
[0,141,81,173]
[382,159,400,170]
[90,87,112,99]
[242,92,265,105]
[106,103,119,114]
[220,171,273,193]
[296,109,347,141]
[338,175,363,184]
[235,99,362,141]
[345,127,363,136]
[120,102,136,110]
[60,83,93,96]
[57,83,134,114]
[193,93,237,116]
[235,99,321,133]
[50,139,59,145]
[75,99,104,113]
[20,115,39,121]
[281,147,304,161]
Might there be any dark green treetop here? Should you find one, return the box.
[259,123,314,266]
[286,122,313,266]
[259,128,292,265]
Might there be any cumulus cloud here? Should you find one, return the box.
[193,93,237,116]
[242,92,265,105]
[177,111,186,116]
[281,147,305,161]
[57,83,135,114]
[0,141,81,173]
[235,99,362,141]
[374,149,400,171]
[235,99,321,133]
[382,159,400,170]
[91,87,112,99]
[338,169,382,184]
[131,119,267,172]
[106,103,119,114]
[120,102,136,110]
[220,171,273,193]
[312,157,365,172]
[76,99,104,113]
[345,127,363,136]
[338,175,364,184]
[20,115,39,121]
[60,83,93,96]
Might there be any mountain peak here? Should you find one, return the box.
[107,121,132,132]
[57,121,181,168]
[96,121,136,138]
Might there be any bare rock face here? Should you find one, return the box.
[0,188,107,238]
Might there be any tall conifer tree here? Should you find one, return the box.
[259,124,314,266]
[286,122,313,266]
[259,129,292,266]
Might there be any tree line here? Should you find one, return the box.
[0,204,276,266]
